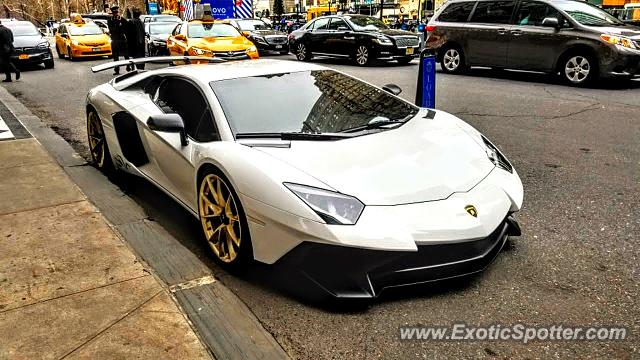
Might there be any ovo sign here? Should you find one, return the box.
[211,7,227,13]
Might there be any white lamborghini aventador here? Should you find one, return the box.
[86,57,523,298]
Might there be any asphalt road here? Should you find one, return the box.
[3,53,639,359]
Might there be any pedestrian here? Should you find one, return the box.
[0,20,20,83]
[126,9,146,70]
[46,17,55,36]
[107,5,129,75]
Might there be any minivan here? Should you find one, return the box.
[425,0,640,85]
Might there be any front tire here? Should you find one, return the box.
[295,42,311,61]
[198,170,253,269]
[440,46,466,74]
[354,45,371,66]
[67,46,75,61]
[86,109,114,173]
[561,54,596,86]
[43,59,54,69]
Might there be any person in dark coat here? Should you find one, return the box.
[107,5,130,75]
[126,9,146,70]
[0,20,20,82]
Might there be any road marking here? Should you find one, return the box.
[169,275,217,292]
[0,115,15,141]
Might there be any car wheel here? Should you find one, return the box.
[397,56,413,65]
[43,59,54,69]
[355,45,371,66]
[296,43,311,61]
[562,54,596,86]
[86,109,114,173]
[198,171,253,268]
[56,45,64,59]
[67,46,75,61]
[440,46,466,74]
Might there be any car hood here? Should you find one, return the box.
[189,36,253,51]
[13,35,45,48]
[250,29,286,36]
[378,29,418,37]
[590,25,640,38]
[252,111,495,205]
[71,34,110,44]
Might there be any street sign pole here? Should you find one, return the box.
[415,48,436,108]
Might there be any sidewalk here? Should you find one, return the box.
[0,137,212,359]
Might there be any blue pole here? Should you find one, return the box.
[415,48,436,108]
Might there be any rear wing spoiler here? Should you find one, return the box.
[90,56,226,73]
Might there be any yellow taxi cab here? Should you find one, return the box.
[167,20,259,61]
[55,14,112,60]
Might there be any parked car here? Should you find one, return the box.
[4,20,54,69]
[425,0,640,85]
[218,18,289,54]
[145,21,177,56]
[167,20,259,60]
[289,14,420,66]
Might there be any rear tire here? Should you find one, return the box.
[56,45,64,59]
[86,109,114,174]
[440,46,466,74]
[295,42,311,61]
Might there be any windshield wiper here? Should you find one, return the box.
[235,132,353,140]
[339,114,414,133]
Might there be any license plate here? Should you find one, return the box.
[92,48,101,52]
[406,47,415,55]
[18,54,29,59]
[275,45,283,49]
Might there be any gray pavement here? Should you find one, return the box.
[2,54,639,359]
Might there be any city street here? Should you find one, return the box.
[3,55,639,358]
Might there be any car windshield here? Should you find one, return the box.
[188,23,240,38]
[69,24,103,35]
[347,16,389,31]
[557,1,624,26]
[7,25,39,36]
[237,20,270,30]
[149,23,176,35]
[155,15,180,22]
[210,70,418,136]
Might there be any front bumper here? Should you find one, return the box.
[277,216,520,298]
[600,45,640,78]
[376,45,420,60]
[69,44,112,57]
[11,49,53,64]
[252,39,289,53]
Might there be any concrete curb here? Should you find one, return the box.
[0,85,290,360]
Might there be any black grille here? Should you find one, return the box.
[394,36,419,47]
[266,36,287,44]
[14,47,44,54]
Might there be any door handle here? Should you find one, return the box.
[497,28,508,35]
[510,29,523,36]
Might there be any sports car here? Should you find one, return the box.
[86,57,523,298]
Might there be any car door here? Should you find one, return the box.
[167,24,184,55]
[326,17,354,56]
[140,76,218,208]
[507,1,569,71]
[465,0,517,67]
[56,25,68,55]
[308,17,331,53]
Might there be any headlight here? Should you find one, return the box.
[246,45,257,53]
[191,47,208,55]
[254,36,268,44]
[374,36,393,45]
[37,42,50,49]
[601,34,637,49]
[482,136,513,173]
[284,183,365,225]
[71,39,79,46]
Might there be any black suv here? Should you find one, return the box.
[222,18,289,55]
[426,0,640,85]
[289,15,420,66]
[5,20,54,69]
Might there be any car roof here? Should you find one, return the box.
[160,59,327,82]
[3,20,35,27]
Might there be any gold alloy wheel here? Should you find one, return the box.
[199,174,242,263]
[87,112,106,168]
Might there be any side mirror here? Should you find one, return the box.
[174,34,186,41]
[382,83,402,96]
[541,17,560,29]
[147,114,188,146]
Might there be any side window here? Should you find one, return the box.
[470,1,516,24]
[154,78,218,142]
[172,24,181,36]
[328,18,348,30]
[313,18,330,30]
[515,1,561,26]
[437,2,476,22]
